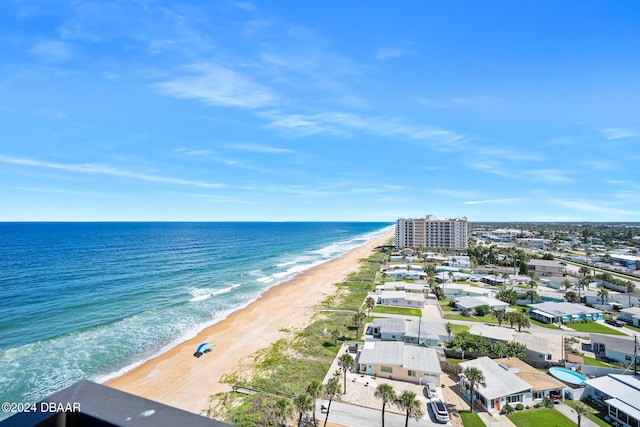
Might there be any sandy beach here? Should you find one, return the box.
[106,231,392,415]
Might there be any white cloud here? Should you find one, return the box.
[600,127,636,140]
[551,199,639,217]
[157,63,276,109]
[376,48,407,60]
[463,198,521,205]
[523,169,574,183]
[0,154,224,189]
[227,143,294,154]
[30,41,74,61]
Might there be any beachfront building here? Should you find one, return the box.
[395,215,468,251]
[454,296,509,315]
[366,318,443,346]
[377,291,425,308]
[458,357,564,413]
[583,374,640,427]
[590,333,640,366]
[525,259,565,277]
[357,341,442,385]
[528,301,603,324]
[620,307,640,327]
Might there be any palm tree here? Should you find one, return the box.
[445,322,453,342]
[274,397,294,427]
[365,296,376,316]
[330,328,342,347]
[396,390,424,427]
[626,281,636,307]
[463,367,487,412]
[562,279,572,291]
[352,311,366,340]
[448,271,454,284]
[322,380,341,427]
[493,309,505,327]
[578,266,590,280]
[374,383,396,427]
[574,401,590,427]
[565,291,578,303]
[515,313,531,332]
[293,393,313,427]
[507,311,517,328]
[597,288,609,305]
[526,289,538,305]
[338,354,356,394]
[306,379,323,426]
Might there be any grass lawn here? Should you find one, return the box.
[625,324,640,332]
[528,317,561,329]
[439,301,455,312]
[507,408,576,427]
[449,324,470,335]
[459,410,484,427]
[371,305,422,317]
[444,313,478,321]
[566,322,627,335]
[565,400,611,427]
[582,355,612,367]
[446,358,472,367]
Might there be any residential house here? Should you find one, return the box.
[528,301,603,324]
[584,374,640,427]
[458,357,563,413]
[366,318,443,347]
[467,324,562,362]
[357,341,442,385]
[620,307,640,327]
[454,296,509,315]
[377,282,430,294]
[443,283,495,298]
[526,259,565,277]
[590,333,640,366]
[377,291,425,308]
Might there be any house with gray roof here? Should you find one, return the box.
[454,296,509,315]
[377,290,425,308]
[590,333,640,366]
[620,307,640,327]
[357,341,442,385]
[366,318,443,346]
[584,374,640,427]
[526,259,565,277]
[528,301,603,324]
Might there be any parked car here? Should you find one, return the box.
[429,399,450,424]
[605,319,625,327]
[423,383,437,398]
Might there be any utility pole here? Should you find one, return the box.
[635,335,637,376]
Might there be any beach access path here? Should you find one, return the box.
[106,231,393,416]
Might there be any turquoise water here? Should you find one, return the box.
[548,367,586,385]
[0,222,391,417]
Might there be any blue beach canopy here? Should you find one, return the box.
[196,343,211,353]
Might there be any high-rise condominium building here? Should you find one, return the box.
[395,215,468,250]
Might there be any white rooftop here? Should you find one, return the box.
[459,357,531,400]
[455,296,509,310]
[529,301,602,317]
[358,341,442,374]
[585,374,640,421]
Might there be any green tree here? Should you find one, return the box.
[330,328,342,347]
[322,380,341,427]
[597,288,609,305]
[432,285,444,300]
[365,296,376,316]
[396,390,424,427]
[274,397,294,427]
[514,313,531,332]
[507,311,518,328]
[293,393,313,427]
[562,279,572,291]
[338,354,356,394]
[493,309,506,327]
[374,383,396,427]
[626,281,636,307]
[565,291,579,303]
[352,311,366,340]
[463,367,487,412]
[525,289,538,305]
[496,288,518,305]
[306,380,323,426]
[445,322,453,342]
[574,401,590,427]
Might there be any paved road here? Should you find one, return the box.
[555,402,601,427]
[316,400,449,427]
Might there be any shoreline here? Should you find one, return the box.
[106,231,393,414]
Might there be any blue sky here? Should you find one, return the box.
[1,1,639,222]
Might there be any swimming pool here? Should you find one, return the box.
[549,367,586,385]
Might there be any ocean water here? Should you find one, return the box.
[0,222,391,416]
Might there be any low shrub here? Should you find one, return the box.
[515,403,524,411]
